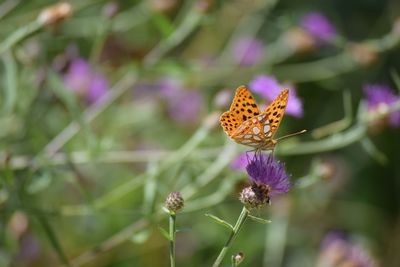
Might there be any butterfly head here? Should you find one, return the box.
[261,139,277,150]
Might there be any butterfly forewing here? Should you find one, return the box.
[264,89,288,136]
[220,86,260,137]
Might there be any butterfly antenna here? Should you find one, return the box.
[275,129,307,141]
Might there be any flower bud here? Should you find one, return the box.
[164,192,184,213]
[283,27,316,53]
[239,184,270,209]
[348,43,378,67]
[37,2,73,26]
[232,252,245,265]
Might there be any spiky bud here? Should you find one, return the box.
[164,192,184,213]
[239,184,270,209]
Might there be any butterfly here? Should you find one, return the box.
[220,86,289,150]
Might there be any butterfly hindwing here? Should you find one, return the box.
[232,113,273,148]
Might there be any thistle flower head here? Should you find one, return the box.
[239,183,270,209]
[63,57,108,104]
[317,232,378,267]
[232,37,265,66]
[300,12,337,43]
[246,153,290,196]
[239,153,290,209]
[363,84,400,128]
[164,192,184,213]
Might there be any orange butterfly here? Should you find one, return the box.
[220,86,289,150]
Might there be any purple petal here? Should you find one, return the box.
[64,58,92,94]
[88,74,108,103]
[231,152,253,171]
[363,84,400,128]
[300,12,337,42]
[63,57,109,104]
[249,75,281,100]
[233,38,265,66]
[249,75,303,117]
[168,90,203,125]
[245,153,290,195]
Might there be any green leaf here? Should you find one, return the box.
[36,214,71,266]
[205,213,234,230]
[361,138,388,165]
[158,226,171,241]
[248,215,271,224]
[176,227,191,233]
[27,171,52,194]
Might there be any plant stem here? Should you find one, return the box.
[169,213,177,267]
[212,207,249,267]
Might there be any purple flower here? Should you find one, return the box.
[158,77,183,99]
[88,74,108,103]
[167,90,203,125]
[246,153,290,195]
[300,12,337,42]
[64,58,109,103]
[134,77,203,125]
[363,84,400,128]
[64,58,92,94]
[318,232,378,267]
[231,153,251,171]
[249,75,303,117]
[233,37,265,66]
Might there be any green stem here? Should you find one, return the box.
[0,20,42,56]
[169,213,177,267]
[212,207,249,267]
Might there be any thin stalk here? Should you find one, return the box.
[0,20,42,56]
[212,207,249,267]
[169,213,177,267]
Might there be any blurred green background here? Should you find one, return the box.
[0,0,400,266]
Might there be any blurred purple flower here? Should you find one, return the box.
[231,152,252,171]
[246,153,290,195]
[300,12,337,42]
[18,234,41,261]
[318,232,378,267]
[249,75,303,117]
[363,84,400,127]
[64,58,109,103]
[233,37,265,66]
[168,90,203,125]
[231,152,272,172]
[158,77,183,99]
[134,77,203,125]
[321,231,348,250]
[160,78,203,125]
[88,74,108,103]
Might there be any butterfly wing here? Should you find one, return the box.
[233,89,288,149]
[263,89,289,138]
[230,113,272,148]
[220,86,260,137]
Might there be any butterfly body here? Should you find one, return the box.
[220,86,288,150]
